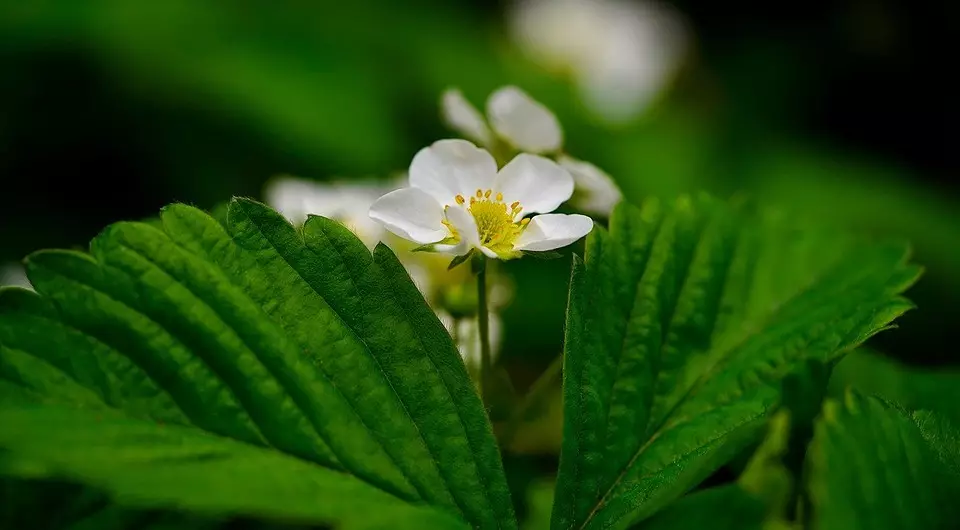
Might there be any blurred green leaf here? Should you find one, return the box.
[830,349,960,425]
[807,393,960,529]
[552,196,919,530]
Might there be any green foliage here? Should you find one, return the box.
[830,349,960,425]
[0,195,951,530]
[642,412,795,530]
[0,199,513,529]
[807,393,960,529]
[552,196,919,530]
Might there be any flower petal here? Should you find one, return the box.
[442,204,481,255]
[557,155,623,216]
[409,139,498,205]
[495,154,574,215]
[368,187,447,244]
[264,177,341,225]
[441,89,493,147]
[486,86,563,153]
[514,213,594,252]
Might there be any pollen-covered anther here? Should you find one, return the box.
[455,189,531,253]
[455,194,465,205]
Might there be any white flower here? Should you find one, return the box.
[558,155,623,216]
[443,87,624,217]
[507,0,689,123]
[368,139,593,260]
[265,176,401,249]
[441,87,562,154]
[0,263,32,291]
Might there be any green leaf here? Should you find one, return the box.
[830,348,960,426]
[643,409,797,530]
[552,196,919,530]
[807,393,960,529]
[0,199,515,529]
[0,404,466,530]
[639,485,769,530]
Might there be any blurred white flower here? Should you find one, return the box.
[0,263,32,291]
[265,176,402,249]
[441,86,562,154]
[442,87,623,217]
[508,0,689,123]
[265,174,514,309]
[558,155,623,216]
[438,310,503,371]
[369,139,593,260]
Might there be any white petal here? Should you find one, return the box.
[368,187,447,244]
[495,154,574,215]
[440,89,493,147]
[514,213,594,252]
[486,86,562,153]
[1,263,33,291]
[265,177,398,247]
[574,1,689,124]
[264,177,340,225]
[443,204,481,255]
[479,246,499,259]
[408,139,498,205]
[557,155,623,216]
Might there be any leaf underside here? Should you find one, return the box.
[552,195,919,530]
[0,199,515,529]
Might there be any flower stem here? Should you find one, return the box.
[476,258,492,401]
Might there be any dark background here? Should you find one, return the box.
[1,0,957,376]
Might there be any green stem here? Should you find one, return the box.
[476,259,492,401]
[499,352,564,449]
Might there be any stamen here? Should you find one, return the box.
[456,189,529,257]
[520,218,530,226]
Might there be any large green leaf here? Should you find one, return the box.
[552,196,919,530]
[807,393,960,529]
[0,199,515,529]
[0,404,465,530]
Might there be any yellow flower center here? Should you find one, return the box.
[444,188,529,258]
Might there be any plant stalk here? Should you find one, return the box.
[476,259,492,401]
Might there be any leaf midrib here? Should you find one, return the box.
[26,255,264,443]
[576,241,875,530]
[113,237,437,500]
[240,211,480,522]
[20,238,464,523]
